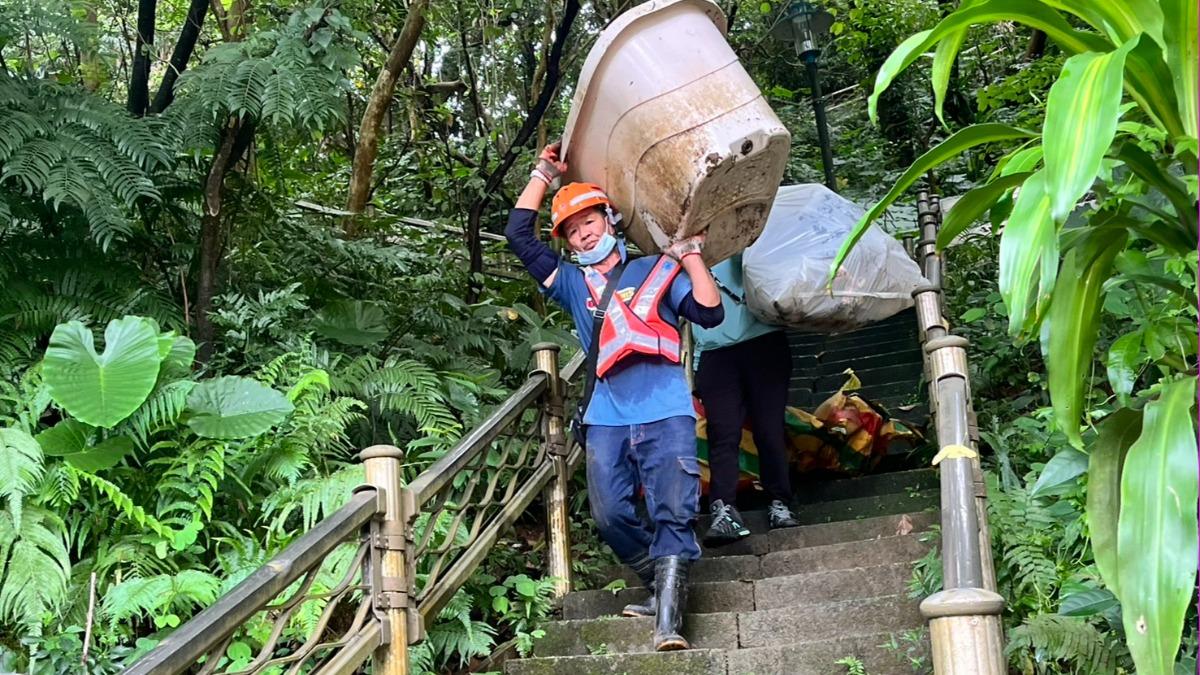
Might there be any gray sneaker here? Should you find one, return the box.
[703,499,751,547]
[768,499,800,529]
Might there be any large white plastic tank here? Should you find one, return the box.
[560,0,790,264]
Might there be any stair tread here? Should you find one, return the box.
[564,561,916,620]
[698,490,939,532]
[695,509,937,558]
[792,468,939,504]
[606,532,931,587]
[509,470,939,675]
[539,596,920,657]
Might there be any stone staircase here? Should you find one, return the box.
[506,469,941,675]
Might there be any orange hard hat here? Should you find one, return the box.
[550,182,615,238]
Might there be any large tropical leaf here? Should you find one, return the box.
[989,145,1043,181]
[997,170,1055,334]
[1087,408,1142,599]
[1111,143,1198,238]
[931,29,967,129]
[43,317,162,428]
[65,435,134,472]
[1118,376,1198,674]
[1123,35,1186,140]
[1030,447,1088,496]
[1043,39,1135,222]
[867,0,1109,123]
[34,419,92,456]
[1106,331,1142,407]
[1038,0,1163,49]
[831,124,1037,277]
[1160,0,1197,139]
[1045,226,1127,448]
[185,376,294,439]
[160,335,197,379]
[314,300,390,346]
[937,172,1032,250]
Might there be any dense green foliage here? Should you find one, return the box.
[0,0,1194,673]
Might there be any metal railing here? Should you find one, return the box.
[911,191,1006,673]
[129,343,582,675]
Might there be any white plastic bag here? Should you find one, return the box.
[742,184,926,333]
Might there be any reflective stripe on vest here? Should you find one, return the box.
[583,257,682,378]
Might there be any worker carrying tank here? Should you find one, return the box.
[505,141,723,652]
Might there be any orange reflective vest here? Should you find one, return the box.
[584,256,683,378]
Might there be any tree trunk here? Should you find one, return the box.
[194,121,239,364]
[81,2,102,92]
[344,0,430,235]
[150,0,208,114]
[464,0,580,302]
[127,0,157,117]
[1025,29,1047,60]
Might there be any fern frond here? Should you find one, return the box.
[261,464,364,533]
[101,569,221,630]
[119,380,196,448]
[0,506,70,635]
[1007,614,1125,674]
[0,427,44,524]
[73,468,174,540]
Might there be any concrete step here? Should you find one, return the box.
[738,594,922,648]
[726,632,931,675]
[563,580,754,620]
[753,562,914,610]
[793,468,939,504]
[760,534,933,578]
[768,511,937,550]
[536,613,740,656]
[789,490,938,525]
[698,490,938,532]
[605,533,929,587]
[697,510,937,559]
[505,648,728,675]
[510,635,928,675]
[537,595,919,659]
[563,561,913,621]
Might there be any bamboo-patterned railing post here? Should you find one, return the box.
[532,343,573,597]
[912,190,1006,674]
[362,445,414,675]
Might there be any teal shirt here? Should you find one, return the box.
[693,254,781,367]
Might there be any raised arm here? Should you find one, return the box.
[505,142,567,288]
[665,235,724,328]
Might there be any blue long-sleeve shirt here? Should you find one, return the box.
[505,208,723,425]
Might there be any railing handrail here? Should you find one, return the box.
[125,489,381,675]
[913,189,1006,674]
[126,340,588,674]
[407,372,550,506]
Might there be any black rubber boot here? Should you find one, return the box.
[653,556,691,651]
[622,556,657,617]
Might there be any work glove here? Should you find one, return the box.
[531,141,566,186]
[663,233,705,262]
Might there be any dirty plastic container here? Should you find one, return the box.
[560,0,790,264]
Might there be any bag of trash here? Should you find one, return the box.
[742,184,926,332]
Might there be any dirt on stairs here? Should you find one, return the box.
[504,469,941,675]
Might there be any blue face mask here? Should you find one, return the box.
[574,232,619,265]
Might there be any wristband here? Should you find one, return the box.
[530,168,552,186]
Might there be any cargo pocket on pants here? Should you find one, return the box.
[676,456,702,517]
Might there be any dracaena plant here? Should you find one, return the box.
[831,1,1198,672]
